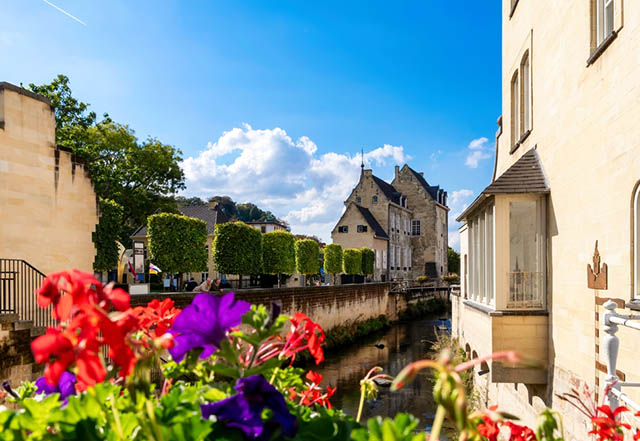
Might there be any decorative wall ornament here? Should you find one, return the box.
[588,240,608,290]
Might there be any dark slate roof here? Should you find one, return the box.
[372,175,402,205]
[355,205,389,240]
[482,148,549,194]
[406,166,448,206]
[131,205,229,238]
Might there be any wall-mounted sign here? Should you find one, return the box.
[587,240,608,290]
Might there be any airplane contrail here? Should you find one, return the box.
[41,0,87,26]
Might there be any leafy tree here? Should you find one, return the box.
[361,248,375,279]
[447,247,460,275]
[213,222,263,279]
[92,198,123,272]
[343,249,363,275]
[323,244,343,285]
[147,213,208,285]
[28,75,185,244]
[295,239,320,282]
[262,231,296,282]
[294,234,325,248]
[208,196,237,219]
[175,196,206,206]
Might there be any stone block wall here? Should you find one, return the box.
[0,314,43,386]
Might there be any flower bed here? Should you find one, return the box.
[0,269,638,441]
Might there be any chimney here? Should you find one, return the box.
[395,165,399,180]
[419,172,424,177]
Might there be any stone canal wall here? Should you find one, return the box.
[130,283,402,331]
[0,314,43,386]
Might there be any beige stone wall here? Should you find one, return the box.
[0,84,97,274]
[0,314,43,386]
[454,1,640,437]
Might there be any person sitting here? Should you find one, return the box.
[194,279,212,292]
[184,278,198,292]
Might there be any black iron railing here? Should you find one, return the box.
[0,259,52,328]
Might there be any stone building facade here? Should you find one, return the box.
[331,166,448,281]
[452,1,640,438]
[0,82,98,274]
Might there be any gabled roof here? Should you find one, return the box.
[406,166,439,201]
[456,148,549,222]
[483,148,549,194]
[131,205,229,238]
[355,205,389,240]
[372,175,402,205]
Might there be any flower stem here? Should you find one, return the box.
[356,386,366,423]
[269,367,280,384]
[429,405,446,441]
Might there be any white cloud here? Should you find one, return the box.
[465,137,493,168]
[182,125,410,242]
[447,188,475,252]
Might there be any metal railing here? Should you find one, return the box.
[508,271,543,309]
[0,259,52,328]
[602,300,640,412]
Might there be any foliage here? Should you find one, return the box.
[360,248,375,276]
[443,274,460,284]
[323,315,390,351]
[448,247,460,275]
[343,248,363,275]
[352,414,425,441]
[416,275,429,284]
[175,196,207,206]
[206,196,286,226]
[399,298,447,321]
[92,198,123,271]
[147,213,208,274]
[213,221,263,275]
[262,231,296,275]
[294,234,325,247]
[323,244,343,276]
[29,75,185,245]
[295,239,320,276]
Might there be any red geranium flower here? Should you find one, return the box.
[288,370,336,409]
[477,416,500,441]
[283,313,325,364]
[504,421,537,441]
[589,405,630,441]
[132,298,180,339]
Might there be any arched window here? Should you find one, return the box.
[520,52,530,136]
[511,71,519,148]
[633,183,640,299]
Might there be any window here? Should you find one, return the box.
[520,52,530,136]
[404,248,408,270]
[412,220,421,236]
[408,248,412,270]
[468,204,495,305]
[357,225,368,233]
[511,71,519,148]
[356,197,361,204]
[396,247,401,271]
[383,250,387,268]
[633,184,640,298]
[376,250,381,269]
[373,195,378,205]
[261,226,266,233]
[596,0,614,46]
[390,245,395,269]
[338,226,348,233]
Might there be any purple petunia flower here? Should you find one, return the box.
[35,371,76,404]
[168,292,250,362]
[201,375,297,440]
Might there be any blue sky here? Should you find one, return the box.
[1,1,502,247]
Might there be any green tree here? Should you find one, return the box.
[92,198,123,272]
[213,222,263,282]
[295,239,320,285]
[447,247,460,275]
[28,76,185,244]
[343,249,363,276]
[262,231,296,287]
[147,213,208,287]
[324,244,343,285]
[361,248,375,279]
[175,196,207,206]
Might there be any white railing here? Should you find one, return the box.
[602,300,640,412]
[507,271,543,309]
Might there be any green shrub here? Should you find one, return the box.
[361,248,375,276]
[416,275,429,284]
[213,221,263,275]
[262,230,296,275]
[295,239,320,276]
[147,213,208,274]
[93,198,123,271]
[324,244,343,276]
[343,249,362,275]
[442,274,460,284]
[398,298,447,321]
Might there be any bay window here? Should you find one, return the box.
[633,184,640,299]
[468,203,495,305]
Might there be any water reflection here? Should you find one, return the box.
[317,318,449,431]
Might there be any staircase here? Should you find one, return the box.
[0,259,52,329]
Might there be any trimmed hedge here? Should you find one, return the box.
[262,230,296,275]
[93,198,123,271]
[213,222,263,275]
[343,248,362,275]
[323,244,343,276]
[361,247,375,276]
[295,239,320,276]
[147,213,208,274]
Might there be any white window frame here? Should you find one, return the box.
[390,245,395,268]
[634,185,640,299]
[596,0,615,46]
[383,250,387,268]
[467,203,496,305]
[412,220,421,236]
[520,52,530,136]
[511,71,519,147]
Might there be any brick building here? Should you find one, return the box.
[331,165,448,281]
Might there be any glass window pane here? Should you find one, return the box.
[605,0,614,36]
[521,55,530,134]
[636,190,640,297]
[509,200,542,308]
[487,205,495,304]
[511,73,519,145]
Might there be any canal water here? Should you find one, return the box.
[316,316,450,431]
